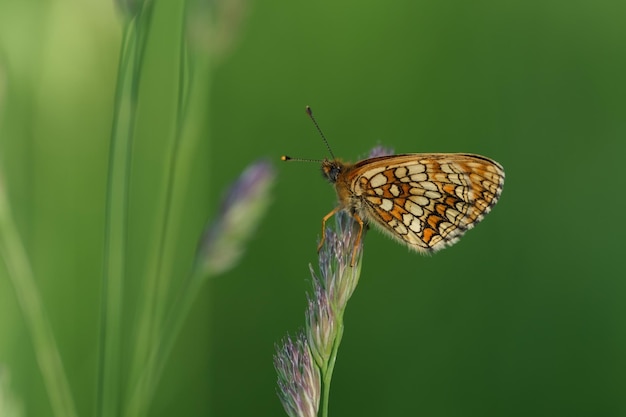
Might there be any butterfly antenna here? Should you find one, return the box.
[280,155,322,163]
[306,106,336,160]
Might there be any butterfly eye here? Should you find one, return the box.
[321,161,342,183]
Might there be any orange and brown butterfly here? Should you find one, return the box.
[282,106,505,264]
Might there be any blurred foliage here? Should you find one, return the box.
[1,0,625,416]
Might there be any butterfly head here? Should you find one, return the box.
[283,106,347,184]
[321,159,344,184]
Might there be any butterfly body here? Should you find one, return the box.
[321,153,505,254]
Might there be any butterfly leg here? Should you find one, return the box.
[317,206,340,252]
[350,212,365,267]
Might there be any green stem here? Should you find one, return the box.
[96,22,135,417]
[126,268,209,416]
[0,182,77,417]
[147,2,191,350]
[96,6,154,417]
[321,317,345,417]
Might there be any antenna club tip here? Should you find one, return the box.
[305,106,313,116]
[281,155,291,161]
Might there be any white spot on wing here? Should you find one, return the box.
[409,217,422,233]
[380,198,393,211]
[441,163,455,174]
[394,221,408,235]
[445,208,461,222]
[448,173,465,185]
[424,190,442,199]
[419,181,438,191]
[370,173,387,188]
[410,173,427,182]
[405,199,424,216]
[395,166,407,178]
[407,164,426,175]
[409,195,429,206]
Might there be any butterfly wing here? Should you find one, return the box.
[346,153,505,253]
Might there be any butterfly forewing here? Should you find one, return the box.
[340,153,505,253]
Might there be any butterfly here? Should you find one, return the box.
[282,107,505,265]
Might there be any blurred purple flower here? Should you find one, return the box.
[186,0,251,62]
[195,160,275,276]
[114,0,151,19]
[367,145,394,159]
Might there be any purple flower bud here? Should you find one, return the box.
[274,333,320,417]
[305,272,335,367]
[316,211,364,311]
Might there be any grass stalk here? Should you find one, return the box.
[126,267,206,416]
[125,2,213,415]
[0,181,77,417]
[96,5,154,417]
[320,319,344,417]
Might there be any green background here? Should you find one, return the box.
[1,0,625,416]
